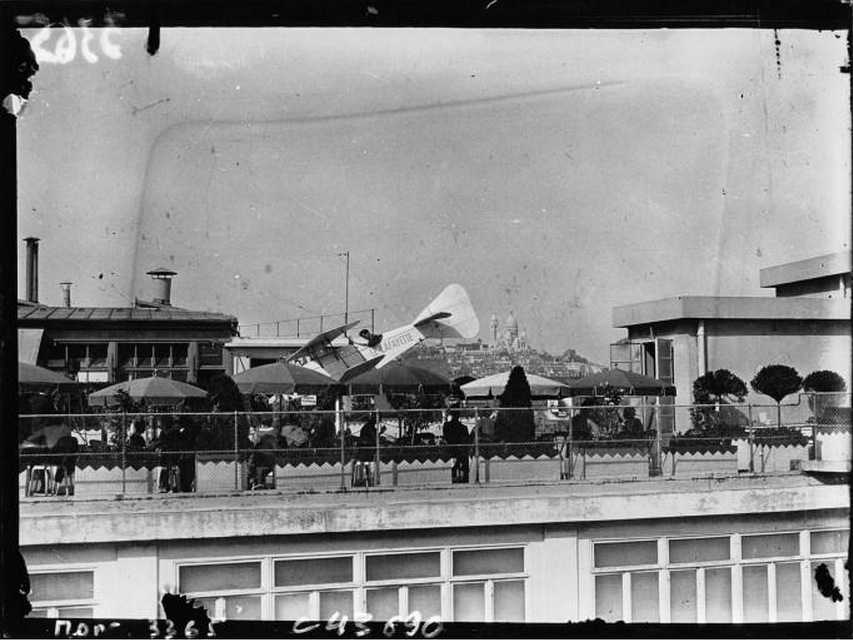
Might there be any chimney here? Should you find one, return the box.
[24,236,40,303]
[147,268,177,306]
[60,282,72,307]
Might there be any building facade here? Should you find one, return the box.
[611,251,852,430]
[20,475,849,625]
[18,240,238,385]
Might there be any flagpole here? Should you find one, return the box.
[344,251,350,325]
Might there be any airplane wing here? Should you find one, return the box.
[413,311,452,328]
[287,321,360,364]
[338,355,386,383]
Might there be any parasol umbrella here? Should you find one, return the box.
[18,362,77,390]
[345,362,457,395]
[230,361,341,395]
[461,370,570,399]
[22,423,74,449]
[568,369,676,397]
[88,375,208,407]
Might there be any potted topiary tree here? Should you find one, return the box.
[665,370,748,476]
[803,369,848,422]
[688,369,749,438]
[750,365,803,428]
[494,366,536,445]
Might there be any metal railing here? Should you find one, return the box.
[237,308,375,338]
[17,398,850,499]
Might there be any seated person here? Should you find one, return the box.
[621,407,645,438]
[353,329,383,348]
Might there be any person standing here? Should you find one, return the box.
[443,410,470,483]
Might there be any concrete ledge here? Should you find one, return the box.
[20,474,849,547]
[612,296,851,327]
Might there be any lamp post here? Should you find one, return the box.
[338,251,350,324]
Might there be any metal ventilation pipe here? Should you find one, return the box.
[147,268,177,306]
[24,236,39,303]
[60,282,72,307]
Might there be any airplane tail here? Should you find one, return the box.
[413,284,480,340]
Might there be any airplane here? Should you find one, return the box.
[288,283,480,382]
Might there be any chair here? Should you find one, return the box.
[26,465,54,496]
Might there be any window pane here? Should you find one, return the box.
[58,607,94,618]
[669,537,730,564]
[742,534,799,559]
[180,562,261,593]
[320,591,353,619]
[196,595,261,621]
[366,552,440,582]
[409,585,441,620]
[669,570,696,623]
[631,572,659,623]
[453,583,484,622]
[742,565,769,623]
[594,541,657,568]
[811,530,850,555]
[776,562,802,622]
[811,561,840,621]
[705,568,732,623]
[30,572,94,602]
[494,580,525,622]
[366,588,399,620]
[275,557,352,587]
[275,593,311,621]
[453,548,523,576]
[594,575,622,622]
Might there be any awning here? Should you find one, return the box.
[18,328,44,365]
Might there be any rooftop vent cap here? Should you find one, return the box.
[146,267,177,306]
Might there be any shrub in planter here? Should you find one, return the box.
[751,426,809,448]
[750,365,803,427]
[494,366,536,443]
[689,369,748,432]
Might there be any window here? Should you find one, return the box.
[742,533,798,559]
[589,529,850,624]
[594,541,657,569]
[811,530,849,555]
[669,537,729,564]
[30,570,95,618]
[273,556,356,621]
[453,548,524,576]
[450,548,526,622]
[179,561,264,622]
[275,557,352,587]
[367,552,440,581]
[176,546,526,623]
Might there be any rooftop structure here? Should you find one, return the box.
[611,252,852,432]
[18,239,238,385]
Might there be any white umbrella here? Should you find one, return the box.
[461,370,570,399]
[88,375,208,407]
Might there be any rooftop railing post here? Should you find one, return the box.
[374,406,380,486]
[473,407,480,484]
[233,411,239,491]
[121,412,127,497]
[747,405,755,472]
[567,407,574,479]
[337,399,346,492]
[654,403,663,477]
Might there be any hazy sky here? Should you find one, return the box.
[16,28,850,363]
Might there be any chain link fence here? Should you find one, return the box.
[18,394,850,499]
